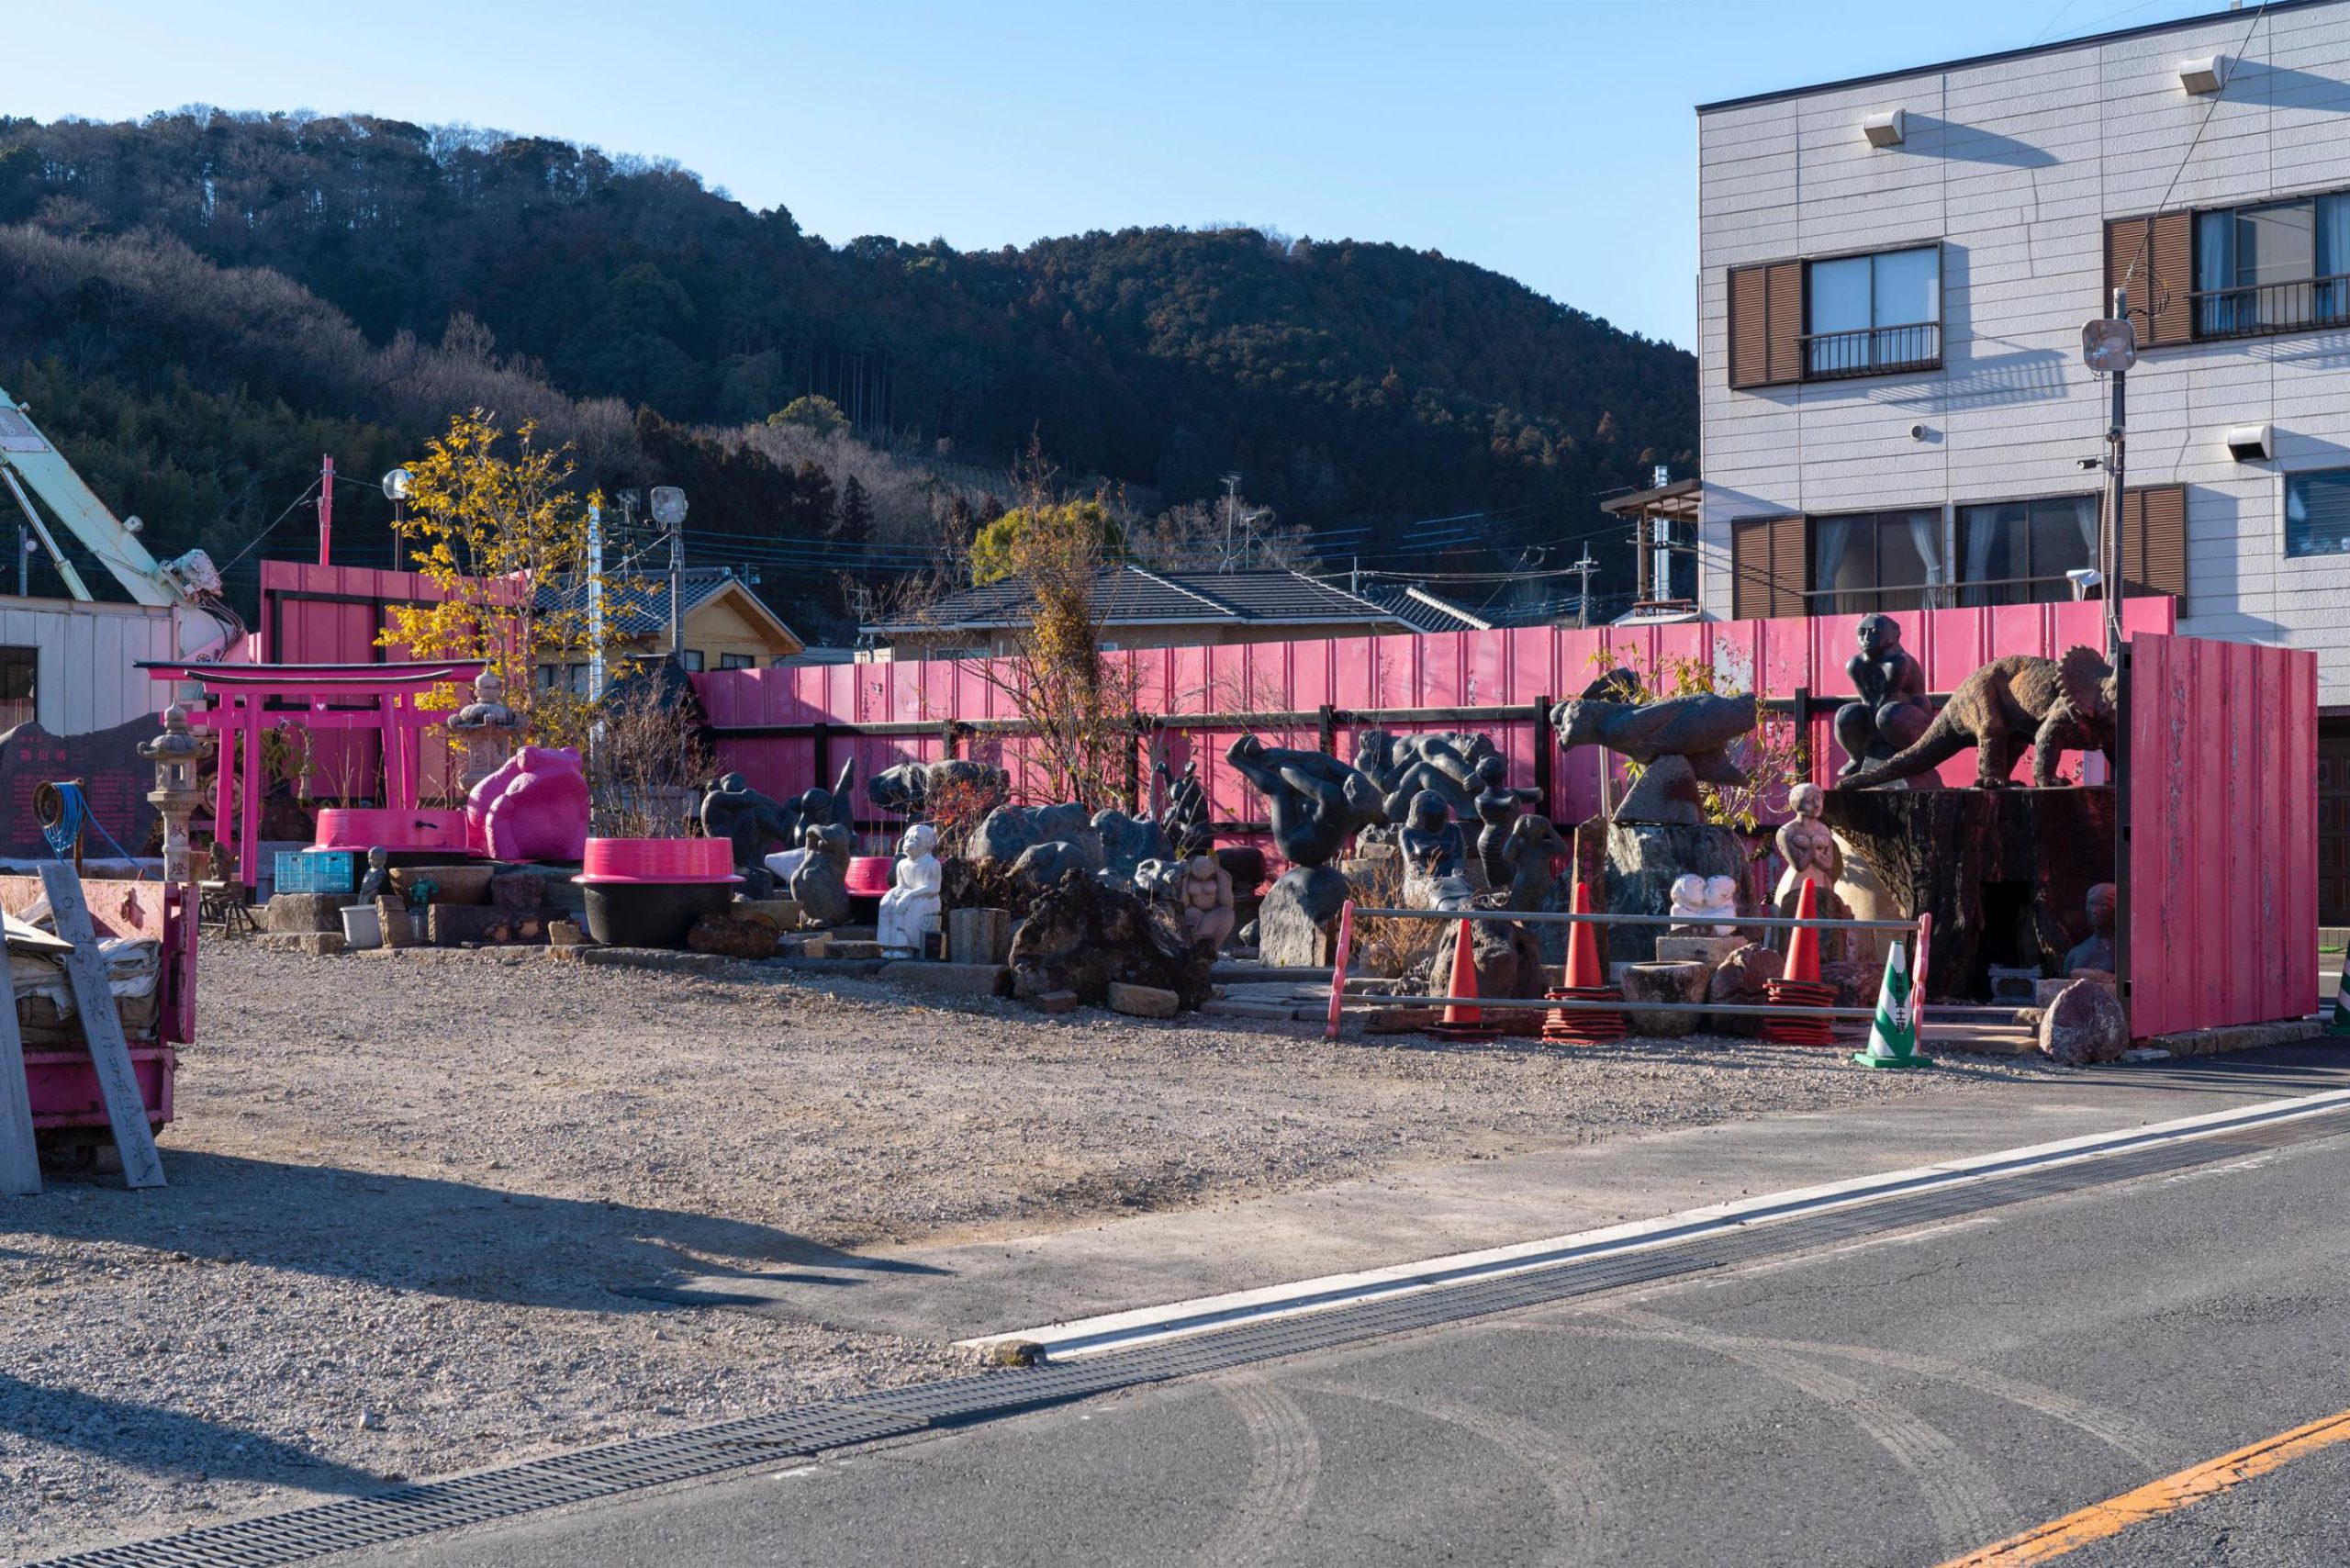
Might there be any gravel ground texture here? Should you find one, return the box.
[3,942,2047,1559]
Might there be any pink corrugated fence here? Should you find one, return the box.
[2124,632,2318,1039]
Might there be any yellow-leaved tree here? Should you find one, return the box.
[379,410,631,752]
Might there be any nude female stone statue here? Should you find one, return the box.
[1177,853,1236,950]
[1470,753,1542,891]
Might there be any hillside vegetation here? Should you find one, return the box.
[0,109,1695,634]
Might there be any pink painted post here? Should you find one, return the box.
[239,698,263,890]
[319,455,333,566]
[1325,900,1356,1041]
[213,699,238,888]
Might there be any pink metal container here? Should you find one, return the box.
[28,1047,176,1132]
[845,856,894,897]
[315,807,475,854]
[575,837,741,886]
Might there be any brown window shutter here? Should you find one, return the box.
[1728,261,1806,388]
[2121,484,2188,601]
[1765,261,1805,385]
[1729,265,1768,388]
[2105,214,2193,346]
[1731,514,1807,620]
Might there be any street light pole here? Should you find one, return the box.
[2104,286,2129,672]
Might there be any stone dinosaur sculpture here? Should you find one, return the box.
[1838,647,2117,791]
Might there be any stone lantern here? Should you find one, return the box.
[138,704,217,886]
[447,667,523,795]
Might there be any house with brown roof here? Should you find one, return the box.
[862,565,1421,659]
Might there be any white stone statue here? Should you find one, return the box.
[1669,872,1740,935]
[877,822,943,956]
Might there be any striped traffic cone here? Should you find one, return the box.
[2330,958,2349,1037]
[1852,939,1930,1070]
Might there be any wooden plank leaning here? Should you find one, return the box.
[0,946,39,1195]
[39,863,165,1189]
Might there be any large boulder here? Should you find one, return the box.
[1707,941,1782,1036]
[1258,865,1350,967]
[2039,978,2128,1066]
[1011,840,1094,891]
[1007,872,1213,1010]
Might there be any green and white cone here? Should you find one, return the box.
[2331,959,2350,1037]
[1853,939,1929,1069]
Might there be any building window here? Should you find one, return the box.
[1956,496,2098,605]
[678,650,705,672]
[718,653,755,670]
[2287,469,2350,558]
[0,644,32,733]
[1810,509,1942,614]
[1803,246,1941,378]
[2195,194,2350,338]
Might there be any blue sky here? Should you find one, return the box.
[17,0,2233,350]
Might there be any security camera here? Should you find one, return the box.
[1908,423,1927,441]
[2076,457,2103,470]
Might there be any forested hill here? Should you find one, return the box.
[0,109,1695,633]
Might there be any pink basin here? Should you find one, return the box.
[575,837,741,886]
[315,807,476,854]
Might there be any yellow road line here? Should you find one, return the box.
[1935,1407,2350,1566]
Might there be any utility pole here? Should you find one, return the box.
[2103,286,2129,671]
[1571,548,1600,629]
[318,454,333,566]
[587,501,605,705]
[16,524,28,597]
[1221,473,1241,571]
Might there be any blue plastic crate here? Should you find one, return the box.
[274,850,360,894]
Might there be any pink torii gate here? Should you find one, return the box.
[140,660,486,890]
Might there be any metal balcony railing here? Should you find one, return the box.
[1798,320,1941,380]
[1799,572,2088,614]
[2191,274,2350,339]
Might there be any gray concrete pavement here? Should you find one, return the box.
[340,1045,2350,1567]
[633,1045,2350,1344]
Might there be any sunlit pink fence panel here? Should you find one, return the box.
[2125,632,2317,1038]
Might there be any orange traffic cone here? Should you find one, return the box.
[1765,879,1835,1046]
[1543,881,1625,1045]
[1428,916,1496,1040]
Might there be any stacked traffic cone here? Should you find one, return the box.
[1427,916,1497,1041]
[1543,882,1625,1044]
[2330,959,2350,1037]
[1852,938,1930,1070]
[1763,879,1836,1047]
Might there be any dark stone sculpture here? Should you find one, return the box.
[2063,881,2118,975]
[700,772,796,881]
[1156,759,1213,859]
[1091,808,1168,882]
[1225,735,1387,966]
[867,758,1010,821]
[1499,814,1568,913]
[1011,839,1095,891]
[789,822,854,927]
[783,759,857,842]
[1839,647,2117,791]
[1225,735,1387,868]
[1354,729,1494,823]
[1470,754,1542,890]
[1550,690,1758,826]
[1834,614,1935,784]
[1399,789,1470,909]
[970,802,1102,869]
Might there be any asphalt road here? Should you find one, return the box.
[333,1098,2350,1568]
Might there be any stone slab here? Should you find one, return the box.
[1654,935,1745,969]
[257,931,347,957]
[1107,982,1181,1019]
[262,892,355,934]
[878,961,1010,997]
[1030,990,1080,1015]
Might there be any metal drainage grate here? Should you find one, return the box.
[31,1104,2350,1568]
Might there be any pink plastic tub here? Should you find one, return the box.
[574,837,741,886]
[845,856,894,897]
[315,807,475,854]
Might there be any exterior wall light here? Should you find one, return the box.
[1862,109,1906,148]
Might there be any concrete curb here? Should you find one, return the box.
[2143,1017,2324,1059]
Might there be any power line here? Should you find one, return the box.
[2113,2,2271,301]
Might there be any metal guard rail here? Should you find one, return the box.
[1323,900,1933,1042]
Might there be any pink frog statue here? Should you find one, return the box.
[466,745,591,863]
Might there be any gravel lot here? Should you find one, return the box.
[3,942,2044,1558]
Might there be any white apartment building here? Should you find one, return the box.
[1691,0,2350,923]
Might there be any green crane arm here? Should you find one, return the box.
[0,383,207,608]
